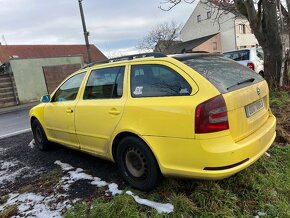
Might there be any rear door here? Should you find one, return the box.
[75,65,126,155]
[122,61,199,139]
[181,56,267,141]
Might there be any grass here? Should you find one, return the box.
[269,91,289,107]
[64,144,289,218]
[16,168,63,195]
[64,91,290,217]
[0,205,18,218]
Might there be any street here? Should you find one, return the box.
[0,108,31,139]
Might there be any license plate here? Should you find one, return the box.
[245,99,264,117]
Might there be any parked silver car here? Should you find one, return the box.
[223,48,264,77]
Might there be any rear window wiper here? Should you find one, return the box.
[226,78,255,90]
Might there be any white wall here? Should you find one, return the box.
[181,1,237,52]
[235,19,258,48]
[10,56,83,104]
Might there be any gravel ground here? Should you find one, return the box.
[0,132,123,198]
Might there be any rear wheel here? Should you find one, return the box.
[116,136,162,191]
[32,119,49,151]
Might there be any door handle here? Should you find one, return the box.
[109,108,120,115]
[66,108,74,113]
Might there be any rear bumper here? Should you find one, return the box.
[143,114,276,179]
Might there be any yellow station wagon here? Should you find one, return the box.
[30,53,276,191]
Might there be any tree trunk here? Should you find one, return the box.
[243,1,283,89]
[263,47,282,89]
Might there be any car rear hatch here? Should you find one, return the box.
[178,54,268,141]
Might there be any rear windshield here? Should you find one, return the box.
[182,56,264,93]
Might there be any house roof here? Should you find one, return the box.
[164,33,219,54]
[0,44,107,64]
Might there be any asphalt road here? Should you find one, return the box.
[0,132,122,197]
[0,108,31,139]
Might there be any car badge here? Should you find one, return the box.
[257,87,261,96]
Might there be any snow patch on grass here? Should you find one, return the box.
[0,159,40,185]
[0,192,64,218]
[53,160,173,214]
[0,160,173,216]
[107,183,123,196]
[54,161,74,171]
[126,191,174,214]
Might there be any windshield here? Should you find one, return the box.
[181,56,264,93]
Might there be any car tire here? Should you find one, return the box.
[116,136,162,191]
[32,119,49,151]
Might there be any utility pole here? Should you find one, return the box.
[78,0,91,63]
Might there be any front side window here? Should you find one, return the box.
[52,72,85,102]
[131,64,192,98]
[83,66,125,99]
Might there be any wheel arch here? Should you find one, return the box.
[30,116,37,127]
[111,132,160,168]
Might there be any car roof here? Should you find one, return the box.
[81,52,223,70]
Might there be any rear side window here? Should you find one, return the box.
[256,48,264,60]
[84,66,124,99]
[182,56,263,93]
[131,64,192,97]
[224,50,250,61]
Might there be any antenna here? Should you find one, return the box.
[2,35,7,45]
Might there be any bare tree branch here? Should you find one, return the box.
[158,0,288,88]
[137,21,181,52]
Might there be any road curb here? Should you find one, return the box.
[0,128,31,140]
[0,102,38,115]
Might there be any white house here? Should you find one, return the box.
[180,1,258,53]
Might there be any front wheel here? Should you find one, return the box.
[32,119,49,151]
[116,136,162,191]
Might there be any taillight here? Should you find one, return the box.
[247,62,255,71]
[195,95,229,133]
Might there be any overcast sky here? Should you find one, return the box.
[0,0,196,56]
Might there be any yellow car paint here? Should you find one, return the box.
[30,55,276,181]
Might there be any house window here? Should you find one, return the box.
[239,24,246,34]
[197,15,201,23]
[207,11,211,19]
[213,42,217,51]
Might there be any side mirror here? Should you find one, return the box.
[40,95,51,103]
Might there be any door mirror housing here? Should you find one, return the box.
[40,95,51,103]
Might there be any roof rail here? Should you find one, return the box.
[82,52,166,69]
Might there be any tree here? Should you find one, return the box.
[160,0,289,89]
[138,21,181,52]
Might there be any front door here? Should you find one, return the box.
[75,66,126,155]
[44,72,86,148]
